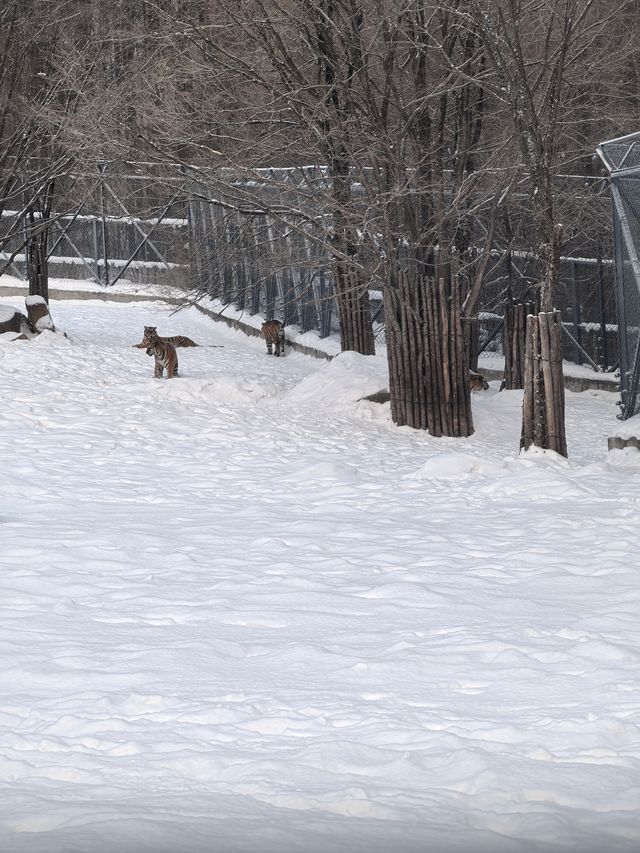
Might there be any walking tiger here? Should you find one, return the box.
[261,319,285,357]
[146,339,179,378]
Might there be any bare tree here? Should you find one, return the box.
[0,1,95,297]
[184,0,377,355]
[130,0,499,434]
[459,0,621,454]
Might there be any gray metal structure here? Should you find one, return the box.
[186,168,617,363]
[0,164,188,289]
[597,131,640,419]
[186,171,335,337]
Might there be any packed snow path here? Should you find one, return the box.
[1,297,640,853]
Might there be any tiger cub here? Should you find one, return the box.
[133,326,198,348]
[261,319,285,357]
[146,339,179,378]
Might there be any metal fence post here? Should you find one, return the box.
[596,244,610,371]
[570,260,583,365]
[98,162,109,287]
[91,217,100,283]
[611,179,630,416]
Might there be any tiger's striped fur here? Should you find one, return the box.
[133,326,199,349]
[261,319,285,357]
[469,371,489,391]
[146,339,179,378]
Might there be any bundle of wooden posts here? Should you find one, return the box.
[503,300,537,389]
[333,263,375,355]
[521,310,567,457]
[386,271,473,437]
[463,316,479,373]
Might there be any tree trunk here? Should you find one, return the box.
[520,310,567,456]
[331,167,375,355]
[27,220,49,302]
[311,0,375,357]
[540,222,564,313]
[26,180,55,302]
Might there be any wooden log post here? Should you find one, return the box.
[463,316,479,373]
[521,312,536,447]
[333,265,375,355]
[520,310,567,457]
[503,301,535,390]
[26,181,55,303]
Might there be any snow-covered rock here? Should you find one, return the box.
[0,303,25,334]
[25,294,56,332]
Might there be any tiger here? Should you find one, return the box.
[261,319,285,357]
[146,339,179,378]
[469,371,489,391]
[133,326,198,349]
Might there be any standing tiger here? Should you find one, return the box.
[133,326,199,349]
[261,319,285,357]
[146,339,179,378]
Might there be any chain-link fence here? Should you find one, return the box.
[0,163,189,289]
[0,161,619,369]
[187,170,335,337]
[597,132,640,419]
[186,168,616,358]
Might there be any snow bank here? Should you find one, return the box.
[282,460,359,482]
[476,466,592,499]
[410,452,504,479]
[0,272,187,301]
[285,350,388,411]
[606,446,640,467]
[153,374,281,405]
[409,447,580,484]
[30,328,71,346]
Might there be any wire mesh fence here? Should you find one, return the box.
[597,132,640,419]
[187,172,335,337]
[0,161,619,369]
[0,163,190,289]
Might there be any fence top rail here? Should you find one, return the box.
[60,159,610,189]
[0,209,188,228]
[12,155,614,187]
[597,130,640,174]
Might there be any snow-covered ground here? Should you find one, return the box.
[1,295,640,853]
